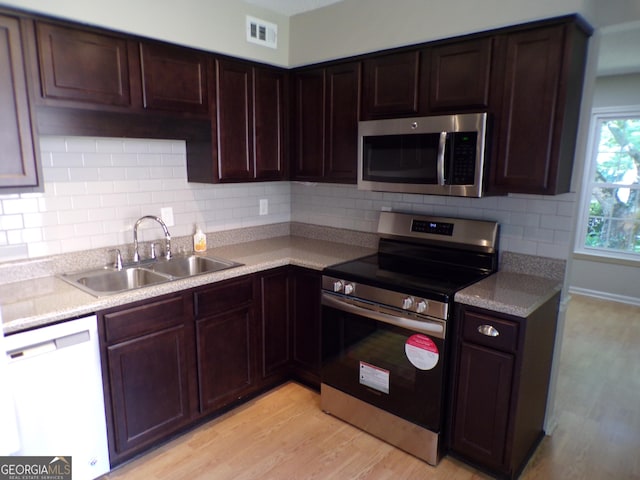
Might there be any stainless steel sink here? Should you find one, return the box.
[61,267,170,296]
[148,254,242,278]
[60,254,243,296]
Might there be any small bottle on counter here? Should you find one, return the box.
[193,225,207,252]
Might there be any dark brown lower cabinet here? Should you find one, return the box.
[450,292,560,479]
[196,306,255,413]
[290,267,322,387]
[100,268,323,465]
[100,293,194,465]
[257,266,322,389]
[258,267,291,385]
[194,276,257,414]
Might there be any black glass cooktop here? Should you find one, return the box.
[323,252,492,303]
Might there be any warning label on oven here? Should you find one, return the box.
[405,334,439,370]
[359,361,390,394]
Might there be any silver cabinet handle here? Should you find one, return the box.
[477,324,499,337]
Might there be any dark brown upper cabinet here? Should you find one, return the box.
[293,68,324,179]
[429,37,492,111]
[488,19,590,195]
[253,65,287,180]
[361,50,426,119]
[292,62,360,183]
[0,15,41,189]
[139,42,210,115]
[34,21,139,108]
[215,58,254,181]
[207,58,286,182]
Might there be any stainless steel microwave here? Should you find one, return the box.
[358,112,488,197]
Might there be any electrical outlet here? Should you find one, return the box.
[160,207,174,226]
[259,199,268,216]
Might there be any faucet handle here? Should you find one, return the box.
[109,249,123,270]
[150,243,157,260]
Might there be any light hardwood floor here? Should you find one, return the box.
[103,295,640,480]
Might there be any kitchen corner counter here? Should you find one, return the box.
[1,236,376,335]
[455,271,562,318]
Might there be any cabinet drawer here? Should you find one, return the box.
[194,277,253,319]
[462,311,518,353]
[103,295,187,344]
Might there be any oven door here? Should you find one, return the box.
[321,292,447,432]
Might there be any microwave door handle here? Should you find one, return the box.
[437,132,447,186]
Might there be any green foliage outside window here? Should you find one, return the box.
[584,117,640,255]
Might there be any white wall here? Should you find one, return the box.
[0,0,291,66]
[0,137,291,261]
[289,0,586,66]
[569,73,640,305]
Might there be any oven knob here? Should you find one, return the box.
[402,296,414,310]
[344,283,355,295]
[416,300,428,314]
[333,280,344,293]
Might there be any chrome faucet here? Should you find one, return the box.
[133,215,172,262]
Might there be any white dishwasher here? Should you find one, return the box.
[4,315,110,480]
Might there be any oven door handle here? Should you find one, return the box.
[322,293,445,339]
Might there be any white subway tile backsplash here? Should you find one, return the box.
[111,153,139,166]
[96,138,125,153]
[66,137,97,152]
[291,183,577,260]
[3,198,39,214]
[51,152,84,168]
[57,209,89,225]
[123,139,152,153]
[69,167,100,181]
[0,135,576,263]
[0,214,24,230]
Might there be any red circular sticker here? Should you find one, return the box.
[405,334,439,370]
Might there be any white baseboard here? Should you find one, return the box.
[568,286,640,307]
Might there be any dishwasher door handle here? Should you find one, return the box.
[7,329,91,362]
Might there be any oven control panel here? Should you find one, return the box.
[323,275,448,321]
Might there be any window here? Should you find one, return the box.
[576,107,640,260]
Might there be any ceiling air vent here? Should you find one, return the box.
[246,16,278,49]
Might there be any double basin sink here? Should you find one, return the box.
[60,254,243,297]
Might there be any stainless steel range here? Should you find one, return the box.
[320,211,499,465]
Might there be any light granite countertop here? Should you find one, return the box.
[455,271,562,317]
[0,235,376,335]
[1,227,565,334]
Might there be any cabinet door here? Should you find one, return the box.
[291,268,322,386]
[258,268,291,383]
[325,63,360,183]
[361,50,423,119]
[0,15,40,188]
[35,22,135,107]
[196,306,256,413]
[215,58,253,181]
[107,325,191,454]
[254,66,286,180]
[429,37,492,110]
[293,69,325,180]
[452,341,513,471]
[140,42,209,114]
[490,23,588,194]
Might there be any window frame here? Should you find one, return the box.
[574,105,640,263]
